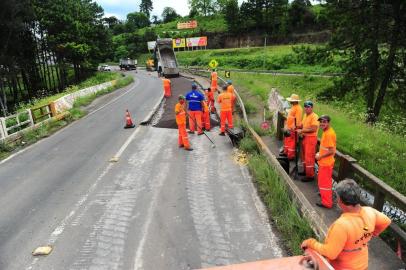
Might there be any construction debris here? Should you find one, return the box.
[233,149,248,166]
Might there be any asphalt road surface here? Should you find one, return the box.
[0,70,284,270]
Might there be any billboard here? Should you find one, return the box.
[172,38,186,48]
[147,41,156,50]
[177,20,198,29]
[186,37,207,47]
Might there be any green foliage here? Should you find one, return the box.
[239,137,259,154]
[324,0,405,122]
[162,7,180,23]
[176,45,340,74]
[243,101,258,114]
[247,153,315,255]
[139,0,153,17]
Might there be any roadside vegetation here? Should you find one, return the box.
[239,135,314,255]
[175,45,340,74]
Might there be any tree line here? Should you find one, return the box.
[0,0,109,116]
[0,0,404,123]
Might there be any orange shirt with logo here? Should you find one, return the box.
[302,112,319,136]
[286,104,303,130]
[175,103,186,125]
[217,92,235,112]
[319,127,336,167]
[304,207,391,270]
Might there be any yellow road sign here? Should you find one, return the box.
[225,71,231,78]
[209,59,218,69]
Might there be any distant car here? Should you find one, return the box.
[99,65,111,71]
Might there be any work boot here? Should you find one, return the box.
[219,132,226,136]
[197,132,204,136]
[185,148,193,151]
[179,144,184,148]
[298,171,306,176]
[188,130,195,134]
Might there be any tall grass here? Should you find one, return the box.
[240,136,315,255]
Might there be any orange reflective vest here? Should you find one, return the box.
[217,92,235,112]
[163,78,170,88]
[175,102,186,125]
[226,84,234,94]
[211,72,217,82]
[286,104,303,130]
[302,112,319,137]
[319,127,336,167]
[304,207,391,270]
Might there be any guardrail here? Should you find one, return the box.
[276,111,406,248]
[31,104,54,124]
[0,79,118,142]
[0,110,34,139]
[182,66,342,78]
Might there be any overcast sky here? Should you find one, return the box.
[95,0,246,20]
[95,0,191,20]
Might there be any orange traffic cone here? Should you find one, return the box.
[124,109,135,129]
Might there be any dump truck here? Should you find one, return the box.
[153,38,179,77]
[119,58,137,70]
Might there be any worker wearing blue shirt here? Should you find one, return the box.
[185,83,205,135]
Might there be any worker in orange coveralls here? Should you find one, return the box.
[297,100,319,182]
[315,115,336,208]
[175,95,193,151]
[301,179,391,270]
[210,69,218,91]
[226,80,236,111]
[201,100,211,131]
[163,78,171,97]
[185,83,205,135]
[205,87,216,113]
[283,94,303,160]
[217,86,235,136]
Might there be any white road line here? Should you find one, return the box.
[25,126,143,270]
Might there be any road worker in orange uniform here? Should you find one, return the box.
[162,78,171,97]
[217,86,235,136]
[185,83,205,135]
[175,95,193,151]
[316,115,336,208]
[283,94,303,160]
[211,69,218,90]
[205,87,216,113]
[301,179,391,270]
[297,101,319,182]
[226,80,236,111]
[202,100,211,131]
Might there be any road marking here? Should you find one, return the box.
[25,126,142,270]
